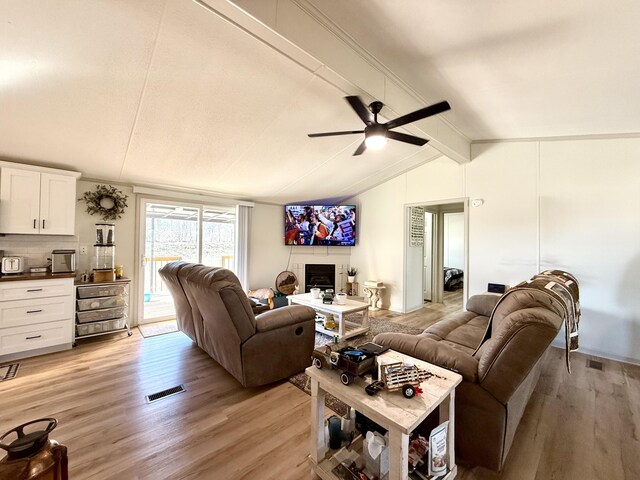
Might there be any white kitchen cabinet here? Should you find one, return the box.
[39,173,77,234]
[0,278,75,361]
[0,162,80,235]
[0,167,41,234]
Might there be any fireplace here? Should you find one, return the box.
[305,264,335,292]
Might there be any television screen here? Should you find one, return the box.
[285,205,356,246]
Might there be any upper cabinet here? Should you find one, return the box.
[0,162,81,235]
[39,173,77,234]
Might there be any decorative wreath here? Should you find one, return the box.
[79,184,129,221]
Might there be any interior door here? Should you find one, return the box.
[0,167,41,234]
[39,173,77,235]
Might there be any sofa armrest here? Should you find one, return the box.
[466,294,500,317]
[255,305,315,332]
[373,333,479,382]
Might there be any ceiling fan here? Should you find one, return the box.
[308,96,451,156]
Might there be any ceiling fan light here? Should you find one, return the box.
[364,133,387,150]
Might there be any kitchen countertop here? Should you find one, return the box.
[0,272,77,282]
[75,277,131,285]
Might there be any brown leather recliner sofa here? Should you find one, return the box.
[159,262,316,387]
[374,275,577,471]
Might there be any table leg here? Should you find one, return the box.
[388,428,409,480]
[439,390,456,470]
[310,378,326,464]
[361,307,370,331]
[337,312,344,339]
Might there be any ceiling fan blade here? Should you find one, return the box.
[353,141,367,156]
[345,96,374,125]
[308,130,364,138]
[387,131,429,146]
[385,101,451,130]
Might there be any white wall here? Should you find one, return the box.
[537,139,640,363]
[443,212,464,269]
[466,143,540,292]
[348,157,464,311]
[348,137,640,364]
[248,203,352,293]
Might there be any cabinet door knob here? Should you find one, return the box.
[42,219,46,229]
[26,309,43,314]
[26,288,43,292]
[33,219,37,229]
[26,335,42,340]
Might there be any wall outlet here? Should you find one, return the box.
[80,246,88,255]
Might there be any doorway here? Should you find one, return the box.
[438,210,464,309]
[404,199,467,313]
[138,199,236,324]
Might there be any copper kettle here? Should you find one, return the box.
[0,418,68,480]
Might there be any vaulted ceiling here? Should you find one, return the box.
[1,1,638,203]
[301,0,640,140]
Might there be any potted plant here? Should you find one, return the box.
[347,267,358,283]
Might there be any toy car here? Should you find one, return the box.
[311,345,377,385]
[365,362,434,398]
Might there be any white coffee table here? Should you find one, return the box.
[287,293,369,341]
[307,350,462,480]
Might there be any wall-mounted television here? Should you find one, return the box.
[285,205,356,246]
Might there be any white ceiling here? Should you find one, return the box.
[1,0,638,203]
[303,0,640,140]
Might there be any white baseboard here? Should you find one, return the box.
[551,340,640,366]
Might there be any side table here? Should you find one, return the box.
[307,350,462,480]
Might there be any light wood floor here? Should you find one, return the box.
[374,288,464,330]
[1,306,638,479]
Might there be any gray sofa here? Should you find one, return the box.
[374,272,578,470]
[159,262,316,387]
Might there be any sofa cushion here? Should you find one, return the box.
[424,311,488,351]
[440,340,476,356]
[372,333,479,382]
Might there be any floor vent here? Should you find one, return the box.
[0,363,20,382]
[587,359,603,371]
[146,384,186,403]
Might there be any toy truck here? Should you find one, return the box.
[311,345,377,385]
[365,361,434,398]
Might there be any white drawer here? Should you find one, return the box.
[0,296,73,328]
[0,320,73,356]
[0,279,73,302]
